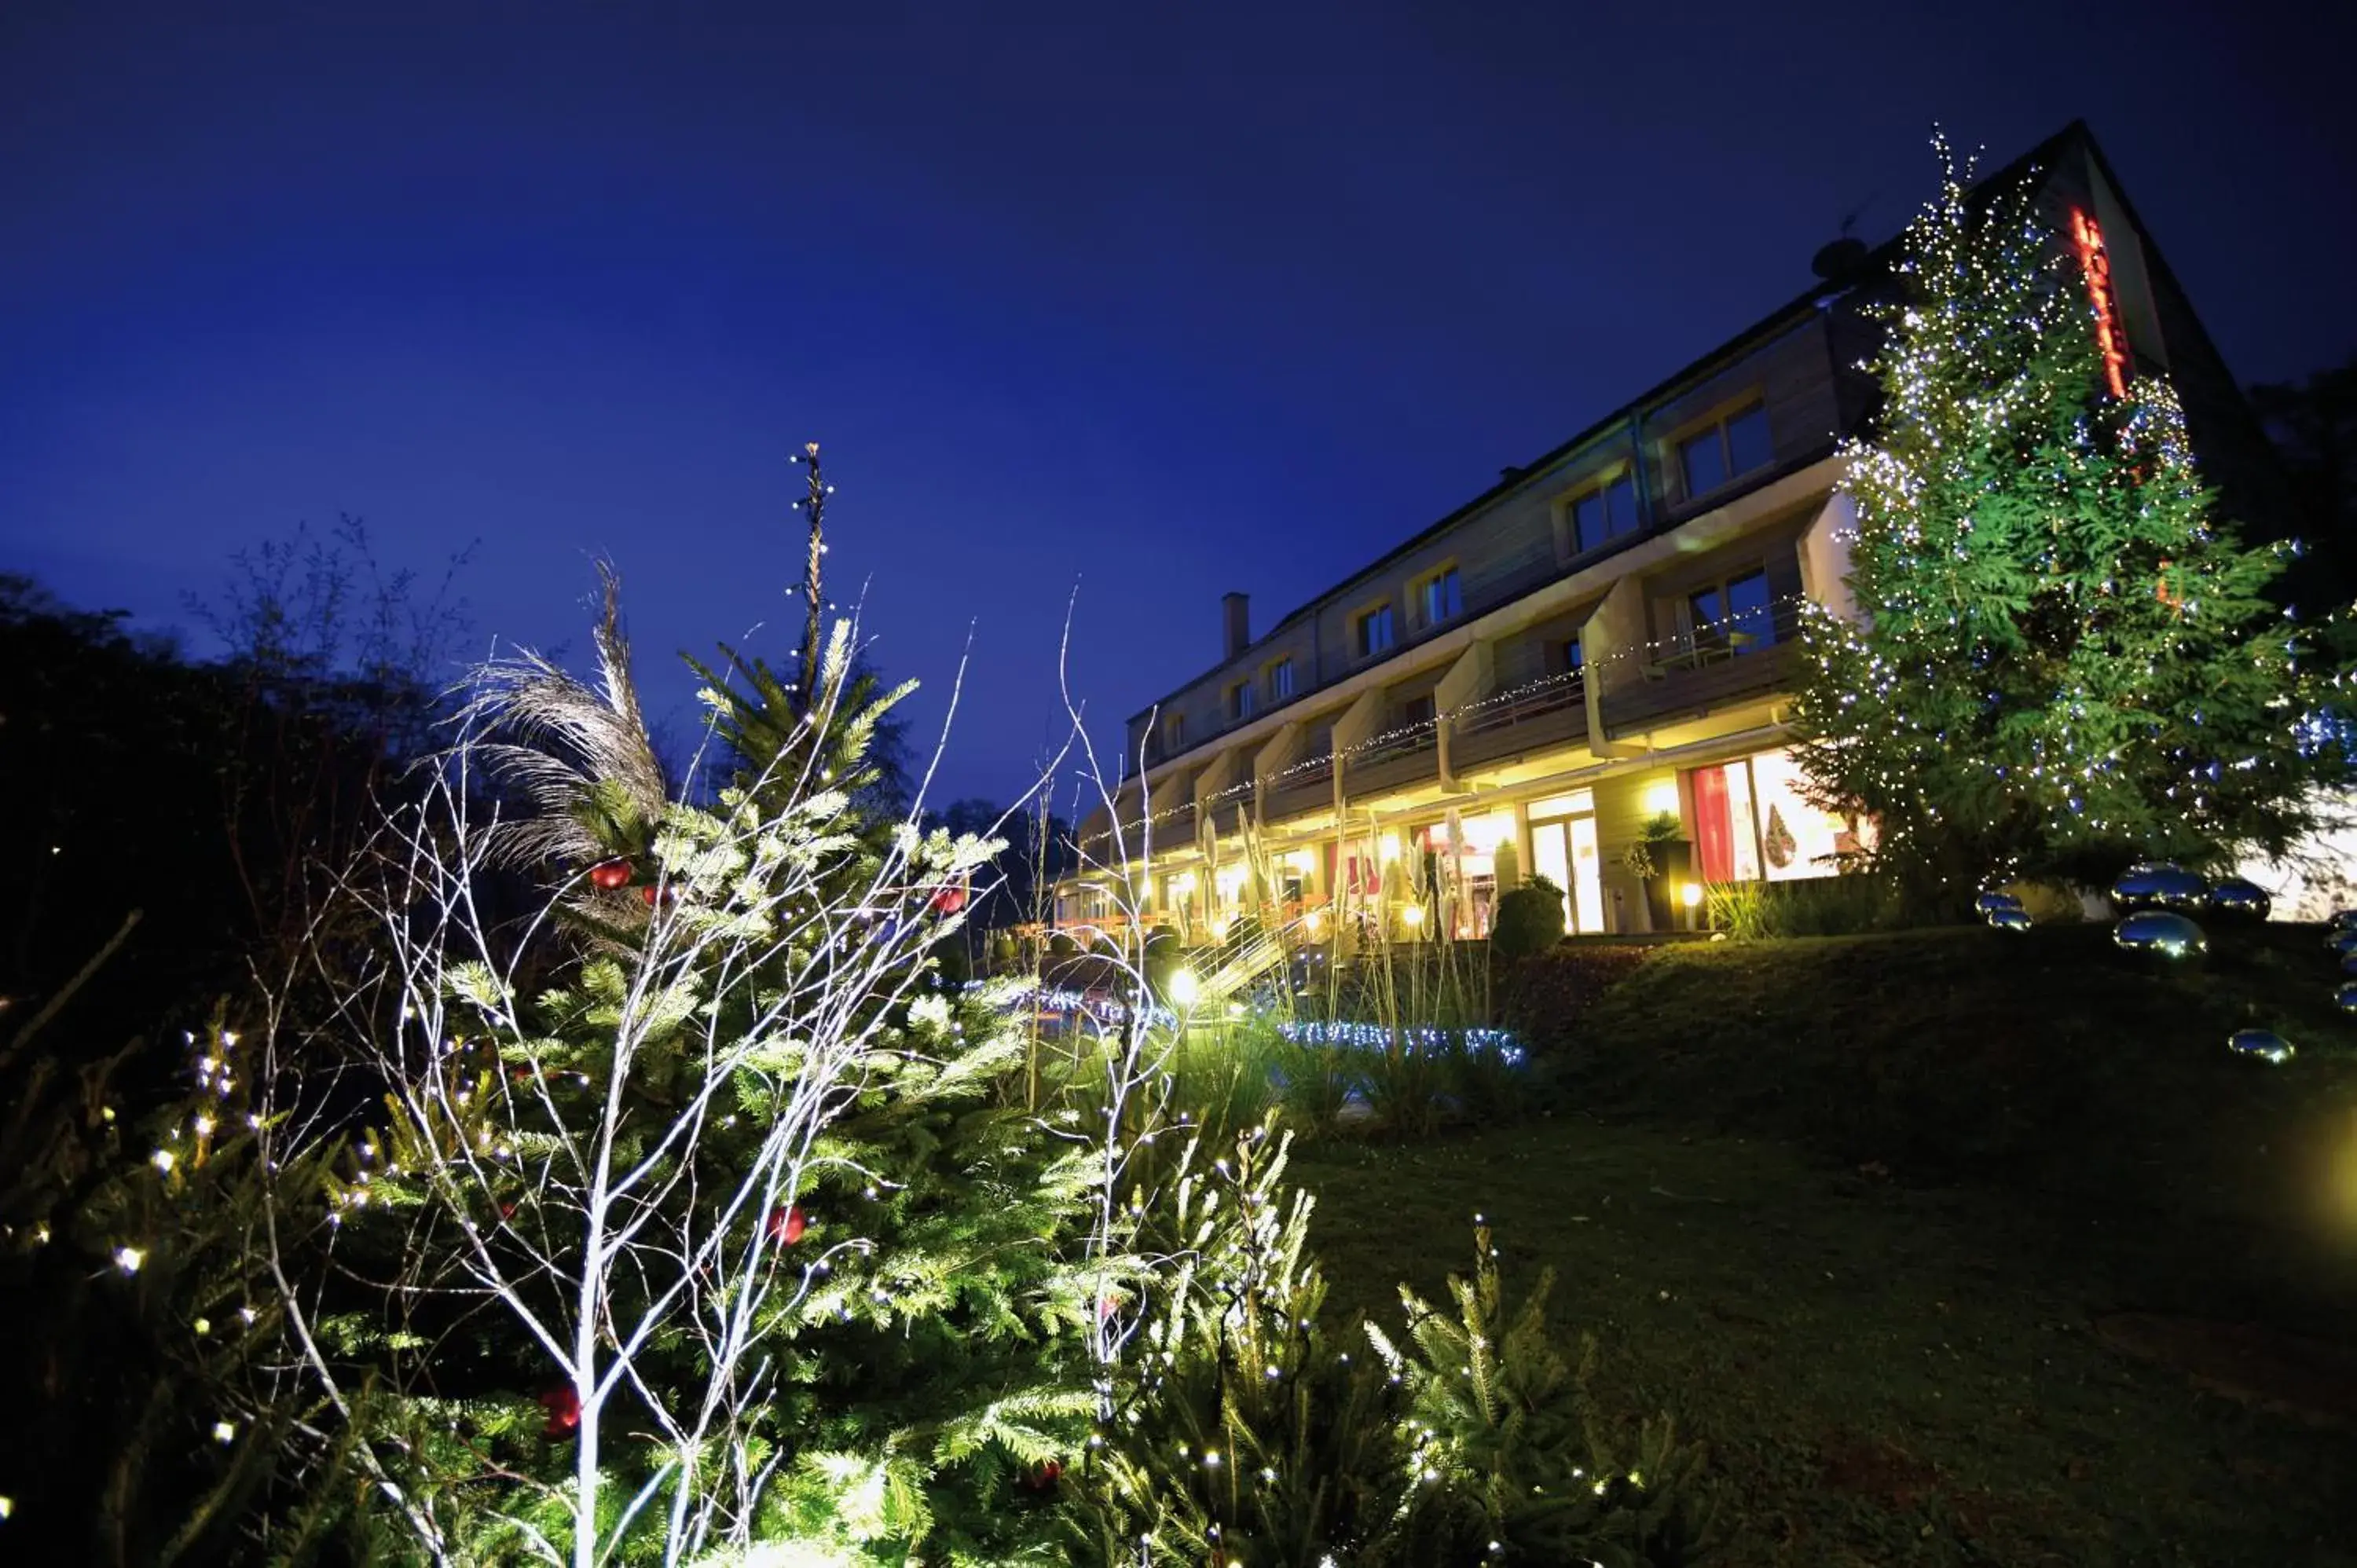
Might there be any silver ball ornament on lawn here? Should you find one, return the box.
[2113,910,2207,958]
[1975,891,2025,916]
[2227,1029,2294,1064]
[1986,907,2033,932]
[2337,983,2357,1014]
[2111,864,2209,910]
[2205,877,2271,921]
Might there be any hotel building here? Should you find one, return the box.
[1055,122,2288,950]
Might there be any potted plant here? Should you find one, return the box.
[1624,809,1692,932]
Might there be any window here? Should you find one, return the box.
[1687,567,1776,654]
[1415,565,1463,628]
[1547,637,1584,676]
[1266,656,1296,702]
[1226,679,1257,723]
[1676,401,1774,501]
[1568,471,1641,554]
[1354,603,1396,659]
[1164,712,1186,752]
[1398,693,1437,727]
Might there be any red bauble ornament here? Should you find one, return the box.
[538,1383,581,1438]
[930,885,967,916]
[588,857,633,891]
[767,1204,808,1246]
[1021,1458,1063,1492]
[641,883,676,908]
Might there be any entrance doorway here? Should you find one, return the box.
[1527,791,1606,934]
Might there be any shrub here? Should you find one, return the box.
[1491,876,1568,964]
[1369,1223,1713,1566]
[1070,1118,1407,1563]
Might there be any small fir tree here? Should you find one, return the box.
[1791,136,2350,901]
[269,595,1114,1565]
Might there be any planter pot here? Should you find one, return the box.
[1643,841,1694,931]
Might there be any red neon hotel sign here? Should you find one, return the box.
[2069,209,2132,399]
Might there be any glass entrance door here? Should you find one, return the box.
[1530,812,1606,935]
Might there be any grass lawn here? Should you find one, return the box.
[1289,922,2357,1566]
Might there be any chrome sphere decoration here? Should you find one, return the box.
[2227,1029,2294,1064]
[1975,890,2025,916]
[2331,909,2357,932]
[2337,982,2357,1014]
[1986,907,2033,932]
[2341,952,2357,978]
[2205,877,2271,921]
[2331,929,2357,957]
[2110,863,2209,910]
[2113,910,2207,958]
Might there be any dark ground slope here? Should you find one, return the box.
[1295,922,2357,1566]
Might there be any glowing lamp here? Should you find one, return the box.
[1679,882,1703,909]
[1400,904,1426,928]
[1168,968,1200,1009]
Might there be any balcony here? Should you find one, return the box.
[1450,674,1589,771]
[1342,721,1440,798]
[1142,800,1197,851]
[1599,603,1802,737]
[1262,752,1334,822]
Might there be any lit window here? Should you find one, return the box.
[1550,637,1583,676]
[1355,603,1396,659]
[1266,657,1296,702]
[1417,566,1462,628]
[1570,472,1640,553]
[1677,401,1774,501]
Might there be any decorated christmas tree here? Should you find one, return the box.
[1792,135,2351,900]
[255,573,1124,1563]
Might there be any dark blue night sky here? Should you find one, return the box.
[5,0,2352,807]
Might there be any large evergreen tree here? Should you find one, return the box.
[1792,138,2351,899]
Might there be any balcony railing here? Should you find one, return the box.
[1600,600,1803,736]
[1260,751,1333,822]
[1449,673,1588,770]
[1342,720,1440,797]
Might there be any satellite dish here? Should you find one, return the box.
[1811,236,1870,283]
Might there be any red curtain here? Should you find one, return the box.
[1691,766,1733,883]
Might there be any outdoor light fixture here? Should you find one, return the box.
[1168,968,1200,1009]
[1400,904,1426,928]
[1680,882,1703,909]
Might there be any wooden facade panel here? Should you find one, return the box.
[1652,317,1842,518]
[1492,606,1590,690]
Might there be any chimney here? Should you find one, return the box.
[1222,592,1250,659]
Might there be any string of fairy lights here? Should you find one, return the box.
[1105,592,1810,837]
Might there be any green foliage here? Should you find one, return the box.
[1490,876,1568,964]
[299,619,1110,1565]
[1370,1225,1712,1566]
[1792,140,2352,903]
[1702,874,1909,940]
[1069,1118,1409,1566]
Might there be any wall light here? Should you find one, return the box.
[1643,779,1682,819]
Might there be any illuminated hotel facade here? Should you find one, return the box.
[1054,123,2288,949]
